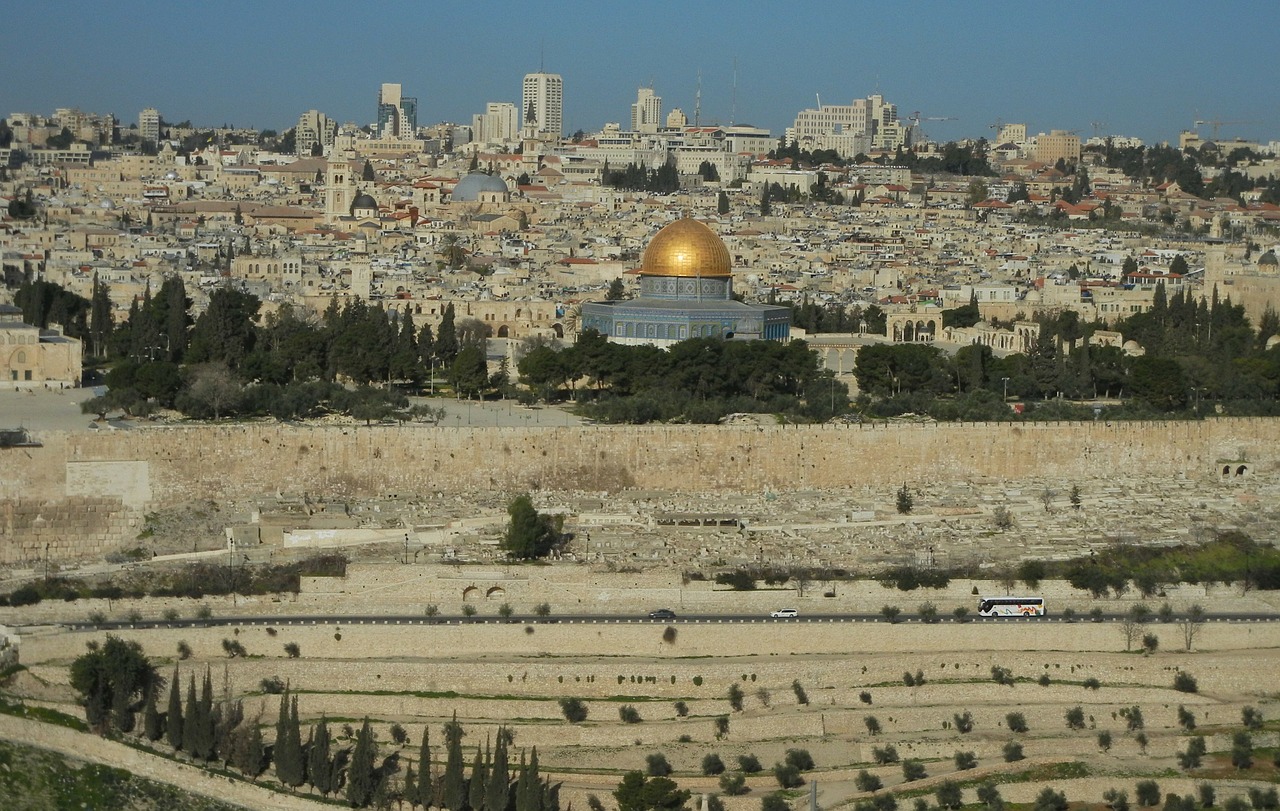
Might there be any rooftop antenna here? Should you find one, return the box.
[731,56,737,125]
[694,69,702,127]
[539,40,544,72]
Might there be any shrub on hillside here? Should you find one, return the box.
[762,793,790,811]
[728,683,745,712]
[646,753,672,777]
[785,749,814,771]
[719,773,748,796]
[559,698,588,723]
[792,680,808,705]
[1135,781,1161,807]
[773,762,803,788]
[872,745,898,765]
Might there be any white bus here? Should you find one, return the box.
[978,596,1045,617]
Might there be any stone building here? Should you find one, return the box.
[0,305,82,388]
[1204,246,1280,328]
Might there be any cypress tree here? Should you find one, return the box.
[165,666,183,749]
[130,283,159,361]
[216,698,243,767]
[274,690,304,788]
[346,718,377,807]
[112,295,138,358]
[436,303,458,364]
[89,273,113,359]
[273,687,294,785]
[486,732,509,811]
[198,668,216,760]
[468,741,488,811]
[286,696,305,786]
[515,751,529,811]
[443,713,467,811]
[142,682,162,741]
[413,725,432,807]
[162,276,190,361]
[404,761,419,810]
[391,308,421,383]
[231,716,265,778]
[308,716,334,795]
[527,748,544,811]
[417,322,435,368]
[111,679,136,734]
[182,674,201,757]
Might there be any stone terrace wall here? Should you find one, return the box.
[2,418,1277,562]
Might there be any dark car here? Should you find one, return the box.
[648,608,677,619]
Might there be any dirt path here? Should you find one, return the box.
[0,713,333,811]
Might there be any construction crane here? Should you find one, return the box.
[1090,121,1107,139]
[1193,118,1260,142]
[907,111,957,143]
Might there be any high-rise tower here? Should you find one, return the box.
[630,87,662,134]
[296,109,337,156]
[521,72,563,139]
[377,83,418,139]
[139,107,160,144]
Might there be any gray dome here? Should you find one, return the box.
[451,172,508,201]
[351,192,378,211]
[1259,250,1278,266]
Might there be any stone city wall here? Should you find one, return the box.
[1,418,1276,563]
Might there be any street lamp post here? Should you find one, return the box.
[1002,377,1010,402]
[228,540,237,606]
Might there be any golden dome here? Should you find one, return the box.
[640,218,732,278]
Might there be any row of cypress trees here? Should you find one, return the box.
[138,675,559,809]
[137,665,263,775]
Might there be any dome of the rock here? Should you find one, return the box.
[640,218,732,278]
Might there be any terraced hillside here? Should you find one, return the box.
[6,615,1278,810]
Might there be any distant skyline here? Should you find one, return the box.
[4,0,1279,147]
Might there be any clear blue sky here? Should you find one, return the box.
[4,0,1278,146]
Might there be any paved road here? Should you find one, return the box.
[54,611,1278,632]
